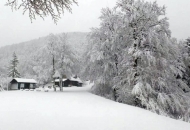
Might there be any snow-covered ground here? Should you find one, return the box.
[0,84,190,130]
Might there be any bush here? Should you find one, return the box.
[91,83,115,100]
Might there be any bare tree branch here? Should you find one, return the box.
[6,0,78,23]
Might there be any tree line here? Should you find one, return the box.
[6,33,79,91]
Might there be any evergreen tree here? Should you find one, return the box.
[8,52,21,78]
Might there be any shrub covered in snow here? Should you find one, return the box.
[91,83,115,100]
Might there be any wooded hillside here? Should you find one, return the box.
[0,32,87,86]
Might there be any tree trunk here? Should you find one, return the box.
[53,55,55,75]
[133,40,141,86]
[53,85,56,92]
[52,55,56,91]
[60,75,63,92]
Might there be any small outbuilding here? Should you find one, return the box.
[9,78,37,90]
[54,79,70,87]
[70,77,83,87]
[54,77,83,87]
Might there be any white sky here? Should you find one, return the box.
[0,0,190,47]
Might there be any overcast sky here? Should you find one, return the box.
[0,0,190,47]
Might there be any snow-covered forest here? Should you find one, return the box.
[1,0,190,125]
[0,32,87,86]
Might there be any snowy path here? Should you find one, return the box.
[0,85,190,130]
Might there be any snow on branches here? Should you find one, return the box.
[83,0,190,121]
[8,52,21,78]
[6,0,77,23]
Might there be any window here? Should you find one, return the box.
[20,83,24,89]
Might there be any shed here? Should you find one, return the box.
[70,77,83,87]
[54,79,70,87]
[54,77,83,87]
[9,78,37,90]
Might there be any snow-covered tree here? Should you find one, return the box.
[47,33,58,91]
[8,52,21,78]
[6,0,77,23]
[178,37,190,89]
[83,0,190,120]
[170,38,190,92]
[47,33,58,77]
[55,33,76,91]
[0,75,11,90]
[114,0,190,119]
[82,7,123,99]
[46,33,76,91]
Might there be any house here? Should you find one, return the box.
[54,77,83,87]
[54,78,70,87]
[70,77,83,87]
[9,78,37,90]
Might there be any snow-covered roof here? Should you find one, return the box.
[54,79,68,82]
[54,77,83,83]
[13,78,37,84]
[70,77,83,83]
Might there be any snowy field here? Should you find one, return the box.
[0,84,190,130]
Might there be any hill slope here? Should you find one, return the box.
[0,85,190,130]
[0,32,88,86]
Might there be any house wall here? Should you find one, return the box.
[70,81,78,86]
[54,80,70,87]
[64,80,70,87]
[54,80,82,87]
[78,83,83,87]
[30,84,35,89]
[9,83,37,90]
[55,82,60,86]
[10,83,18,90]
[20,83,24,89]
[55,82,66,87]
